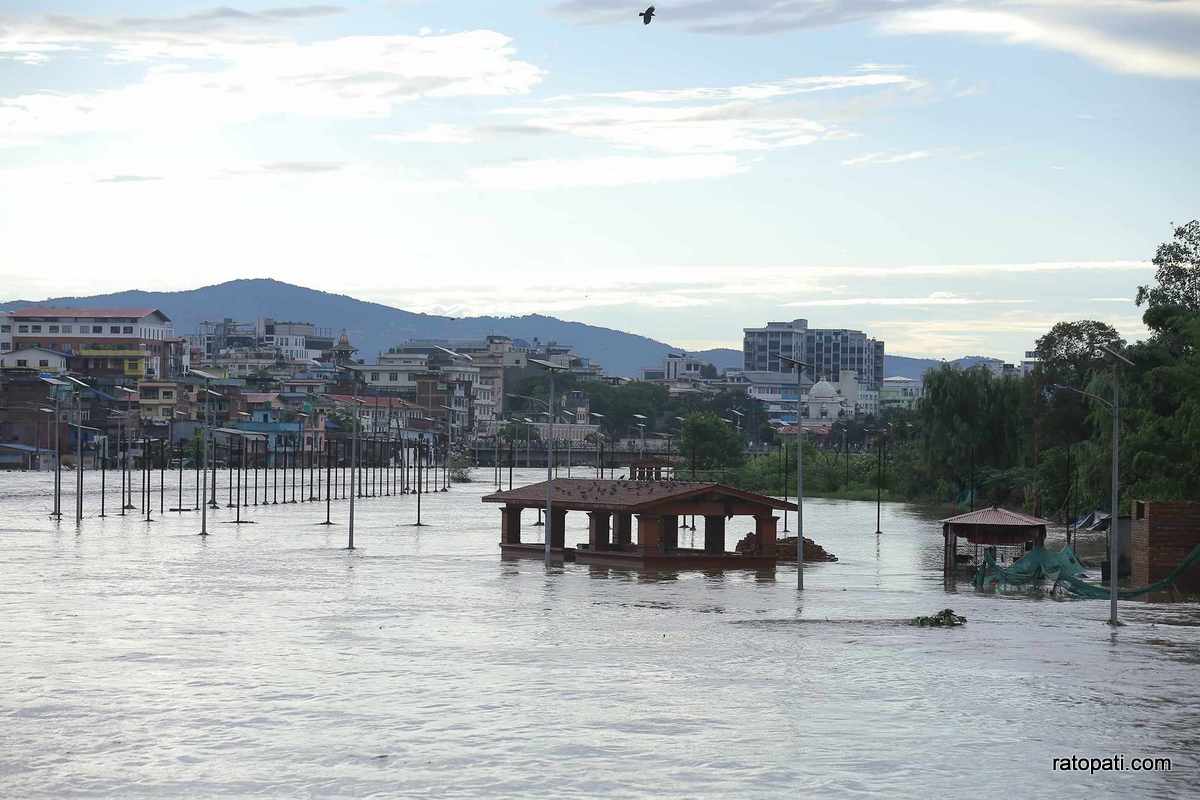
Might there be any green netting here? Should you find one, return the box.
[973,543,1200,600]
[1054,544,1200,599]
[973,545,1086,591]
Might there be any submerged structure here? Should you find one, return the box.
[482,479,796,568]
[941,506,1050,579]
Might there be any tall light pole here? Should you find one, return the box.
[529,359,567,563]
[779,354,813,590]
[1053,343,1132,626]
[633,413,647,462]
[64,375,93,525]
[189,369,219,536]
[40,377,68,519]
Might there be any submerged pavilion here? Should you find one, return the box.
[482,479,796,568]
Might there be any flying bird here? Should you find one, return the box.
[640,5,655,25]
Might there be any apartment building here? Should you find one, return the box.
[742,318,884,389]
[1,307,177,380]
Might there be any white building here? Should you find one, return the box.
[880,376,924,411]
[0,347,68,373]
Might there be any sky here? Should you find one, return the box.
[1,1,1197,361]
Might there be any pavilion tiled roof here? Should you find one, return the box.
[483,479,797,513]
[940,507,1050,527]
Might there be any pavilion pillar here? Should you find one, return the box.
[588,511,611,551]
[754,514,778,556]
[550,507,568,550]
[943,523,955,580]
[704,515,726,553]
[614,512,633,548]
[501,506,522,545]
[662,515,678,552]
[637,513,664,554]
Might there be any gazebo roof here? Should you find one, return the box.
[483,479,796,514]
[940,507,1050,527]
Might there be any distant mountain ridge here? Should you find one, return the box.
[1,279,998,379]
[0,279,691,377]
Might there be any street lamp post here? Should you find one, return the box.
[778,354,813,590]
[1053,343,1132,626]
[529,359,567,563]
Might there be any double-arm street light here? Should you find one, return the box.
[1052,343,1133,627]
[778,354,813,590]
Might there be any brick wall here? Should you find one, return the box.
[1132,501,1200,597]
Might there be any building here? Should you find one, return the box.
[1,307,178,379]
[0,347,69,373]
[742,319,884,389]
[138,381,180,422]
[1021,350,1040,376]
[880,376,924,411]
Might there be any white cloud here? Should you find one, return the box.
[884,7,1200,80]
[554,0,1200,80]
[842,150,931,166]
[786,292,1025,307]
[376,123,476,144]
[467,154,743,189]
[494,72,917,156]
[0,28,543,145]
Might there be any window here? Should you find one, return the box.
[127,360,139,370]
[162,391,174,400]
[39,359,49,367]
[92,326,103,334]
[0,324,9,333]
[371,372,380,381]
[31,325,42,333]
[123,326,133,334]
[16,359,27,367]
[62,325,72,333]
[48,325,59,333]
[110,326,121,334]
[389,372,399,382]
[0,343,8,351]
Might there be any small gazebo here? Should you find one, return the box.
[483,479,796,569]
[941,507,1050,576]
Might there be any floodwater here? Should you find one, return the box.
[1,467,1196,798]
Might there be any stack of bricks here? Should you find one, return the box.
[1132,501,1200,598]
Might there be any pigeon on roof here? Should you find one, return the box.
[640,5,655,25]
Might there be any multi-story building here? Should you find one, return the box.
[138,381,180,421]
[742,319,884,389]
[1,307,178,379]
[880,376,924,411]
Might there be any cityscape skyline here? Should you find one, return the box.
[2,1,1194,360]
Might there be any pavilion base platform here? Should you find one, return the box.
[574,543,776,570]
[500,542,576,562]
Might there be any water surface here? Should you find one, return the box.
[1,469,1196,798]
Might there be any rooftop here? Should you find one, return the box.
[940,507,1050,527]
[483,479,797,513]
[7,307,171,322]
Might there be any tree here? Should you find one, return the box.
[679,412,744,471]
[1035,320,1124,386]
[1137,220,1200,316]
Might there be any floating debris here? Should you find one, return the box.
[912,609,966,627]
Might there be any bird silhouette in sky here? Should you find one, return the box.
[640,5,655,25]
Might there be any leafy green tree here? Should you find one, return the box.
[679,412,744,472]
[1137,220,1200,314]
